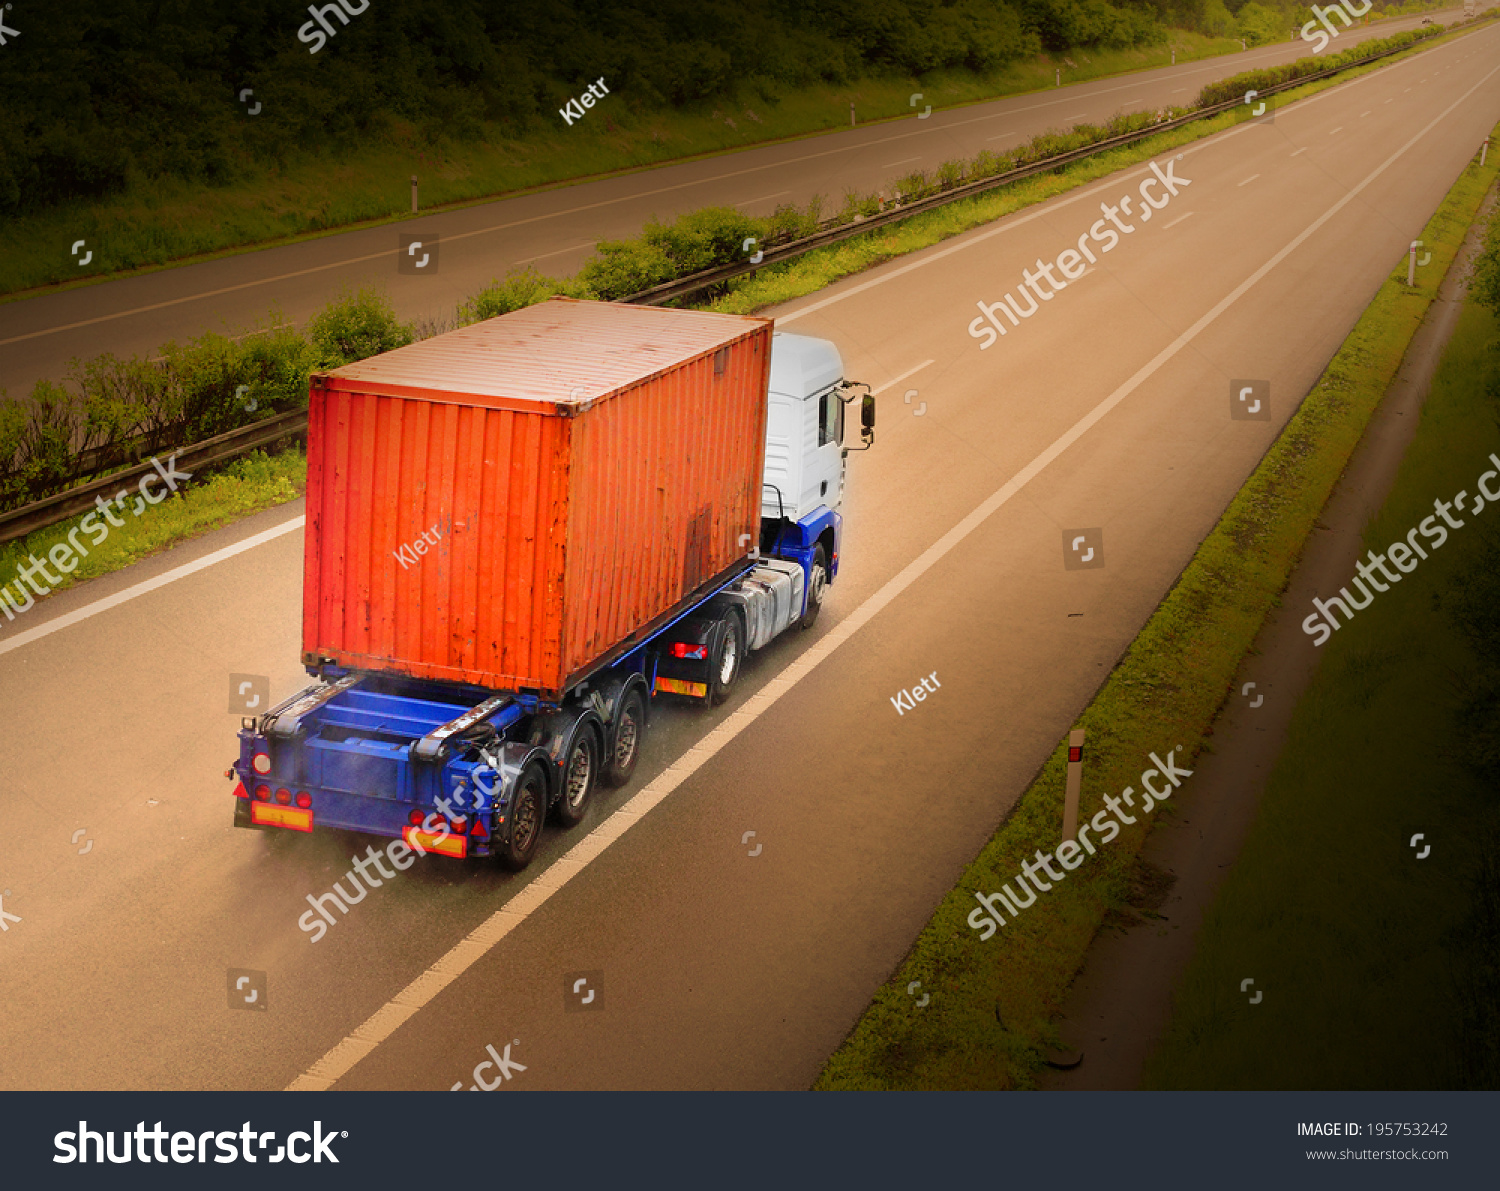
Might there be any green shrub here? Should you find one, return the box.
[307,286,415,368]
[458,266,589,324]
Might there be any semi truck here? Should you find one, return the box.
[226,298,875,871]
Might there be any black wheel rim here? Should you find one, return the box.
[614,708,638,770]
[513,779,541,851]
[566,739,593,809]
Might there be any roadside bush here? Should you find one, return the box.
[307,287,415,368]
[458,266,589,324]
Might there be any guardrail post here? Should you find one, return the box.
[1055,67,1061,86]
[1483,137,1491,168]
[1407,241,1418,286]
[849,101,855,127]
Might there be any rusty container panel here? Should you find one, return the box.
[302,299,773,699]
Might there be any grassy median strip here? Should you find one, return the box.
[814,128,1500,1091]
[1141,255,1500,1090]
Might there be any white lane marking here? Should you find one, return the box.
[871,360,934,396]
[1065,113,1089,119]
[1171,88,1189,93]
[986,132,1018,140]
[1290,147,1308,156]
[734,191,791,207]
[882,157,923,168]
[1330,126,1344,134]
[517,241,595,264]
[1361,110,1371,117]
[1161,211,1195,230]
[285,59,1500,1092]
[0,517,306,658]
[1238,173,1261,186]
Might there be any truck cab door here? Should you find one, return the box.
[801,387,845,513]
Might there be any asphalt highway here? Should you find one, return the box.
[0,7,1474,402]
[0,20,1496,1090]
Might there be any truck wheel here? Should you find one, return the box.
[553,728,598,827]
[800,544,828,629]
[603,688,646,788]
[709,611,745,706]
[496,763,548,872]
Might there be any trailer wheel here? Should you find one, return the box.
[553,728,598,827]
[496,763,548,872]
[800,544,828,629]
[603,688,646,788]
[709,610,745,706]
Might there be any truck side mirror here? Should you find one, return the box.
[861,394,876,446]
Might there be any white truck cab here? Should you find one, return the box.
[762,331,868,522]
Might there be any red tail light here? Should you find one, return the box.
[254,785,271,801]
[450,817,468,835]
[295,791,312,809]
[275,788,292,805]
[408,809,425,826]
[670,642,707,659]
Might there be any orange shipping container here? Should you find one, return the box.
[302,299,773,701]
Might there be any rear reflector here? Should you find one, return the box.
[470,818,488,839]
[655,676,707,698]
[251,803,313,833]
[402,826,467,859]
[233,781,249,800]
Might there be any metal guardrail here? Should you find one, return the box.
[0,409,308,546]
[0,23,1464,547]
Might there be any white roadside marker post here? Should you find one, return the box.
[1483,137,1490,168]
[411,175,418,214]
[1408,241,1418,287]
[1062,728,1086,842]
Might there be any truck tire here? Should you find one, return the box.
[496,763,548,871]
[603,688,646,788]
[709,610,745,706]
[800,544,828,629]
[553,727,598,827]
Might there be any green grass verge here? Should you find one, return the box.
[1140,283,1500,1090]
[0,450,306,617]
[812,126,1500,1090]
[709,21,1483,318]
[0,30,1340,301]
